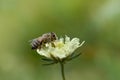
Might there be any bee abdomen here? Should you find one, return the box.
[31,39,40,49]
[30,32,58,50]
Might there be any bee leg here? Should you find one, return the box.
[37,46,41,49]
[41,41,47,48]
[51,42,55,47]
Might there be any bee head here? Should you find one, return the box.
[50,32,58,40]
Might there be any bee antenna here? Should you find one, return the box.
[50,32,55,34]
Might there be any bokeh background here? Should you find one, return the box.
[0,0,120,80]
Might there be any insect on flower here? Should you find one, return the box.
[36,35,85,63]
[30,32,58,50]
[30,32,85,80]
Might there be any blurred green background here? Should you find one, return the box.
[0,0,120,80]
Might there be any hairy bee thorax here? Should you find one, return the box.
[30,32,58,50]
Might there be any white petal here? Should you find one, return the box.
[59,37,64,43]
[36,35,84,60]
[79,41,85,47]
[65,35,70,43]
[51,48,66,58]
[37,49,50,58]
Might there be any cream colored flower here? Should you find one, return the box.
[36,36,85,61]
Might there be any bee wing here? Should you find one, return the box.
[28,39,33,43]
[28,39,33,46]
[28,39,38,45]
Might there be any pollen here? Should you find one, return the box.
[54,41,64,48]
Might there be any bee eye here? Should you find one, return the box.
[52,34,55,37]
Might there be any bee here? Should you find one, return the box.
[30,32,58,50]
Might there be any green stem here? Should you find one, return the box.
[60,62,66,80]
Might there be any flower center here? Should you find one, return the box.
[55,42,64,48]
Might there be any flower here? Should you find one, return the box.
[36,35,85,62]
